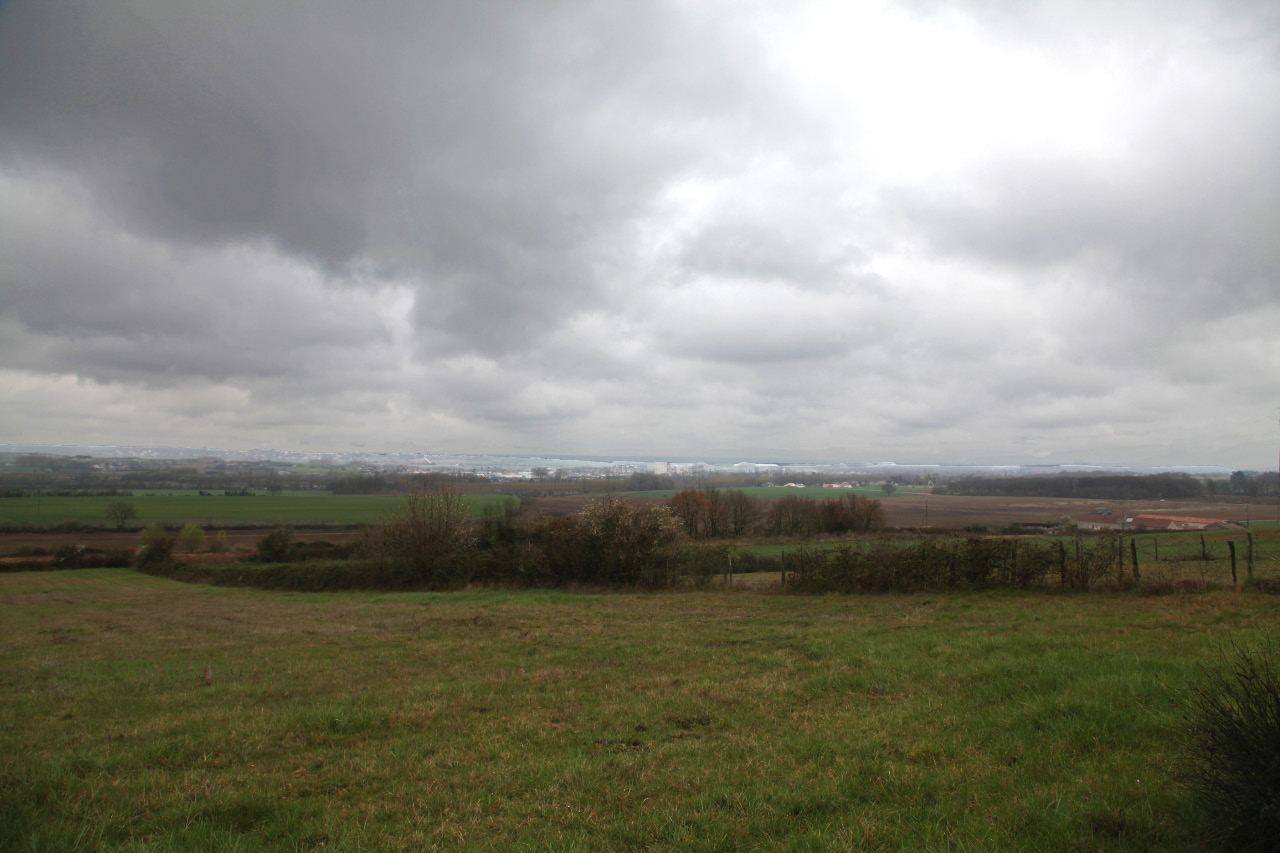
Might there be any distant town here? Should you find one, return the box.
[0,443,1247,483]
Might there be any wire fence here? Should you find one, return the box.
[735,529,1280,594]
[1120,530,1280,589]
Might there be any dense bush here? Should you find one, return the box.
[1180,642,1280,851]
[49,543,85,568]
[364,495,684,589]
[787,538,1057,593]
[138,523,168,547]
[141,559,423,591]
[724,549,783,577]
[356,487,475,587]
[149,498,683,592]
[531,497,682,587]
[476,497,523,547]
[177,523,206,552]
[47,543,134,569]
[255,528,295,563]
[137,537,174,568]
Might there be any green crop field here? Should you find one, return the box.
[0,493,517,527]
[3,569,1273,850]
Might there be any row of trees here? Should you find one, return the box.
[327,471,491,495]
[935,473,1208,500]
[1209,471,1280,498]
[668,489,885,539]
[936,471,1280,501]
[137,522,228,554]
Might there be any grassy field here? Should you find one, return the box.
[4,569,1276,850]
[0,493,517,527]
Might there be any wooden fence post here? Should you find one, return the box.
[1247,532,1255,580]
[1130,538,1139,586]
[1117,535,1125,587]
[1229,540,1237,587]
[1154,537,1159,562]
[1200,534,1207,560]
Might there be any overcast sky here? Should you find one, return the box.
[2,0,1278,467]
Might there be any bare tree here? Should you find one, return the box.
[378,485,475,586]
[104,500,137,531]
[724,490,760,537]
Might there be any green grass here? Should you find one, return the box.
[1044,530,1280,577]
[622,486,922,500]
[3,569,1274,850]
[0,493,518,527]
[694,540,870,559]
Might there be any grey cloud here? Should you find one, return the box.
[1,1,422,262]
[0,175,400,388]
[2,0,1278,466]
[679,217,869,288]
[1,0,793,361]
[892,4,1280,325]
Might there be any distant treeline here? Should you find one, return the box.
[935,473,1207,500]
[0,489,134,499]
[0,468,309,493]
[327,471,492,495]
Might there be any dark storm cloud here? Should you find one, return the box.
[0,1,403,260]
[0,0,789,356]
[0,171,400,389]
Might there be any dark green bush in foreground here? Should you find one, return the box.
[1180,641,1280,851]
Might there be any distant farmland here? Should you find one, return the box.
[622,486,921,500]
[0,493,517,527]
